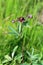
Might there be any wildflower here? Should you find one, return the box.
[18,17,25,22]
[27,14,33,18]
[12,20,16,23]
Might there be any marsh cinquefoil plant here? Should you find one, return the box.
[3,16,43,65]
[0,0,43,65]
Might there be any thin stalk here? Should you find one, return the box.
[22,27,27,62]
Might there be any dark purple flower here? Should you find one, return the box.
[18,17,25,22]
[28,14,33,18]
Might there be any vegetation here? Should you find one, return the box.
[0,0,43,65]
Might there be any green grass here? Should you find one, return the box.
[0,0,43,65]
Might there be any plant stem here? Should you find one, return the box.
[22,27,27,62]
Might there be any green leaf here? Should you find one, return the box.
[2,55,12,64]
[2,60,9,64]
[18,22,22,33]
[8,26,19,36]
[4,55,12,61]
[26,51,31,57]
[12,46,18,58]
[14,53,23,63]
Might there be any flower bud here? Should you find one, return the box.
[12,20,15,23]
[28,14,33,18]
